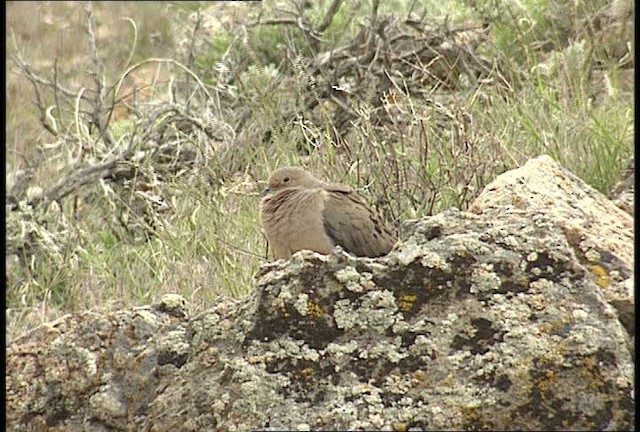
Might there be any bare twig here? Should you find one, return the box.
[85,2,117,150]
[315,0,343,32]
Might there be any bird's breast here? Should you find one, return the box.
[260,188,334,258]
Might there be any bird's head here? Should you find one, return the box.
[262,166,324,196]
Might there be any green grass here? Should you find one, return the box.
[5,0,633,341]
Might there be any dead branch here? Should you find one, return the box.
[232,0,492,140]
[315,0,344,33]
[8,5,231,229]
[85,2,117,150]
[27,158,136,209]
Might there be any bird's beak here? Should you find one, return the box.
[261,187,271,197]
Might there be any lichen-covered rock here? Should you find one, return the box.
[145,209,633,431]
[6,156,635,431]
[6,296,191,431]
[469,154,634,338]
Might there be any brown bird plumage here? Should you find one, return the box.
[260,167,396,259]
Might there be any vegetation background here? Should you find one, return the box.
[6,0,633,341]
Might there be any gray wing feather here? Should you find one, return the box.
[322,188,396,257]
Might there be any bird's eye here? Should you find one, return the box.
[283,177,290,183]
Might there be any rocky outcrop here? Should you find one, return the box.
[470,155,634,339]
[6,294,191,431]
[6,155,634,431]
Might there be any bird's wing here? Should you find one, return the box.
[321,187,396,257]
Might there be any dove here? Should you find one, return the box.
[260,166,396,259]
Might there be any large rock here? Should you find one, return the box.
[6,294,191,431]
[469,155,634,338]
[6,156,635,431]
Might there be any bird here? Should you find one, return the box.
[260,166,396,260]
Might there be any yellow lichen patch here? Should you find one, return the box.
[410,370,427,383]
[293,367,314,382]
[273,300,290,319]
[307,301,324,318]
[397,294,417,312]
[392,422,408,431]
[580,355,605,392]
[462,406,480,421]
[590,265,610,288]
[537,369,559,395]
[442,372,457,387]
